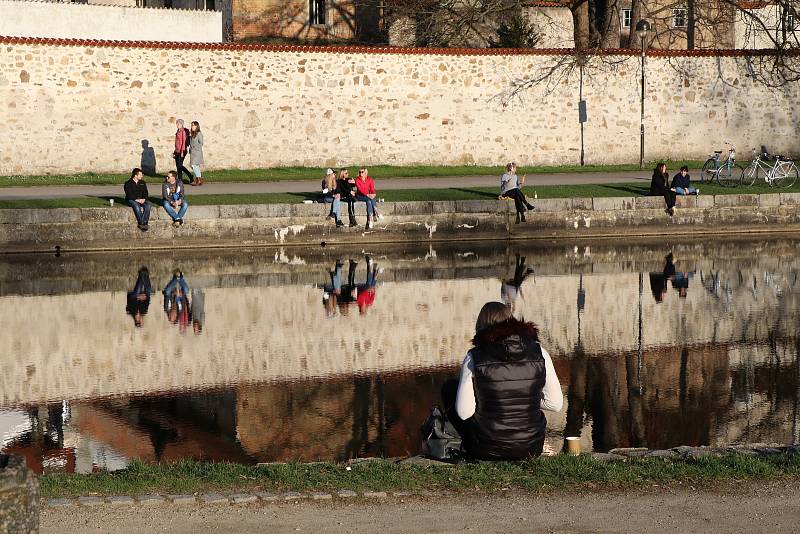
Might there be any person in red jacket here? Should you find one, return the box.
[173,119,194,184]
[356,255,378,315]
[355,168,380,229]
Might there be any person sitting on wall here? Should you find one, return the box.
[321,168,344,227]
[500,162,535,224]
[672,166,699,196]
[124,167,151,232]
[338,168,358,227]
[441,302,563,461]
[162,171,188,227]
[355,167,379,230]
[650,162,677,216]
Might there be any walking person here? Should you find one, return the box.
[500,162,535,224]
[173,119,193,184]
[650,162,677,216]
[161,171,188,227]
[355,167,379,229]
[441,302,563,460]
[189,121,205,186]
[338,168,358,227]
[124,167,151,231]
[321,168,344,227]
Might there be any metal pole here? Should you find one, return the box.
[580,64,585,167]
[639,37,645,170]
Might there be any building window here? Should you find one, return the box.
[310,0,326,26]
[672,8,687,28]
[622,9,631,28]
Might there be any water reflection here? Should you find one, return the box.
[2,238,800,472]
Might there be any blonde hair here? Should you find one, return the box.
[338,168,349,181]
[323,173,336,190]
[475,302,512,333]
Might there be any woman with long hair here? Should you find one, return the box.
[189,121,205,186]
[443,302,563,460]
[650,162,676,216]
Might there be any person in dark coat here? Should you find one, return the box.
[126,266,153,327]
[442,302,563,460]
[337,168,358,227]
[650,162,677,216]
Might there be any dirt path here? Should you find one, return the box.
[41,481,800,534]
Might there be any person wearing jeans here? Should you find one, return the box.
[124,167,151,231]
[161,171,188,226]
[355,168,379,229]
[500,162,535,224]
[321,168,343,227]
[672,166,699,196]
[173,119,193,184]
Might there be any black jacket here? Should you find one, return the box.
[124,178,149,202]
[650,171,670,195]
[466,318,546,460]
[337,178,357,200]
[671,172,691,190]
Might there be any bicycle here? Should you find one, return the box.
[701,142,743,187]
[741,148,798,188]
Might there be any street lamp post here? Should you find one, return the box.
[635,20,651,171]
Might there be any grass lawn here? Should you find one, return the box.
[0,180,796,210]
[0,160,707,188]
[39,454,800,498]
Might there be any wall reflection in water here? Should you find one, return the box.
[1,239,800,472]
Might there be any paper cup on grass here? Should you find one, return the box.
[565,436,581,455]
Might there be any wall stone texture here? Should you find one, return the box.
[0,455,39,534]
[0,1,223,43]
[0,41,798,175]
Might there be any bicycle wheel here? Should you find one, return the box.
[773,162,799,188]
[741,164,759,187]
[718,163,742,188]
[701,158,718,185]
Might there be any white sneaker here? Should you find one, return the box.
[696,188,700,195]
[366,220,373,230]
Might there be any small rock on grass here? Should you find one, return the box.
[230,493,259,504]
[363,491,388,499]
[138,495,168,505]
[337,490,357,498]
[108,496,136,506]
[201,493,229,504]
[168,494,197,505]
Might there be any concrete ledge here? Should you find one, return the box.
[2,194,798,252]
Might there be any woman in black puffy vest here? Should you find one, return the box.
[443,302,563,460]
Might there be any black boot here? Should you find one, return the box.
[520,212,526,222]
[525,202,535,210]
[349,215,358,227]
[515,212,521,224]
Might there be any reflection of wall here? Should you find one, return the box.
[1,266,799,406]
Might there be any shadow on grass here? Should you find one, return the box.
[604,184,650,196]
[451,187,498,199]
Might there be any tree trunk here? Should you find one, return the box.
[601,0,621,48]
[625,0,643,48]
[572,0,590,50]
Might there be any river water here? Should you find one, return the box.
[1,237,799,473]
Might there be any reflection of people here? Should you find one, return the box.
[356,256,378,315]
[649,253,676,303]
[501,254,534,311]
[126,267,153,327]
[336,259,358,315]
[442,302,563,460]
[672,271,693,298]
[322,260,343,318]
[191,288,205,334]
[163,270,191,331]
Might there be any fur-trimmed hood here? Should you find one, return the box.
[472,317,539,346]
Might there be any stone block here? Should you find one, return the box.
[645,450,680,459]
[137,495,168,505]
[634,196,665,210]
[696,195,714,208]
[108,496,136,506]
[77,496,105,506]
[780,192,800,205]
[590,452,626,462]
[187,205,221,220]
[592,197,633,211]
[168,494,197,505]
[363,491,388,499]
[393,201,432,216]
[201,493,229,504]
[254,492,280,501]
[336,490,357,498]
[79,208,131,222]
[230,493,259,504]
[397,456,454,468]
[282,492,306,500]
[0,210,33,224]
[759,193,781,207]
[291,202,329,218]
[571,197,593,211]
[430,201,457,214]
[311,492,333,500]
[533,198,571,212]
[455,200,506,213]
[607,447,649,457]
[714,194,758,207]
[675,195,697,208]
[29,208,81,224]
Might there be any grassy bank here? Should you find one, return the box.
[0,161,705,188]
[2,180,798,210]
[39,454,800,499]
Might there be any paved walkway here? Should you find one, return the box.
[0,171,654,200]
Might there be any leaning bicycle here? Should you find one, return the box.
[741,148,798,188]
[701,142,743,187]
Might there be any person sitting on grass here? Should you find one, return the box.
[162,171,188,227]
[672,166,699,196]
[124,167,151,232]
[441,302,563,461]
[500,162,535,224]
[321,168,344,227]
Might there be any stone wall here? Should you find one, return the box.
[0,1,223,43]
[0,38,797,175]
